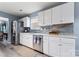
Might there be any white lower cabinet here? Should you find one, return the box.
[43,36,75,57]
[60,38,75,57]
[60,43,75,57]
[20,33,75,57]
[24,37,33,48]
[20,33,33,48]
[48,37,60,57]
[43,36,49,55]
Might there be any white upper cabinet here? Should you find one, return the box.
[43,9,52,26]
[52,5,62,24]
[19,17,30,27]
[52,3,74,25]
[38,8,52,26]
[39,3,74,26]
[62,3,74,23]
[38,11,44,26]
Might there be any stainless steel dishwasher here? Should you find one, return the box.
[33,35,43,52]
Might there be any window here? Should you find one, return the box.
[0,17,9,32]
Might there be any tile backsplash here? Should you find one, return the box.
[41,24,73,34]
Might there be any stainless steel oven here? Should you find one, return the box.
[33,35,43,52]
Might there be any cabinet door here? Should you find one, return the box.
[52,5,62,24]
[38,12,44,26]
[62,3,74,23]
[60,38,75,57]
[20,33,24,44]
[48,37,60,56]
[22,37,33,48]
[25,37,33,48]
[20,34,28,46]
[22,17,27,27]
[20,33,33,48]
[43,36,49,55]
[44,9,52,26]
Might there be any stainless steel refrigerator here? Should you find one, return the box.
[11,20,20,45]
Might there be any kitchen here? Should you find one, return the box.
[17,2,75,57]
[0,2,78,57]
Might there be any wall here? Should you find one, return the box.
[0,11,19,43]
[74,2,79,56]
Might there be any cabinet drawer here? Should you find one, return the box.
[23,35,33,37]
[61,38,75,44]
[22,35,33,39]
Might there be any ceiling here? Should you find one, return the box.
[0,2,64,17]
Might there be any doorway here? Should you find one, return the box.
[0,16,9,46]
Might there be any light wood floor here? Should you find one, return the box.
[0,43,47,57]
[0,44,20,57]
